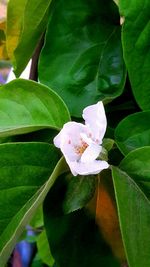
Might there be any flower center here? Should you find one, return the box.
[74,139,88,155]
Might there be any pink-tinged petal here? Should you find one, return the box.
[54,121,86,147]
[82,102,107,143]
[81,144,102,163]
[61,140,80,161]
[69,160,109,176]
[65,159,78,176]
[53,121,88,161]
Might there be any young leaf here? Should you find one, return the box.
[7,0,52,75]
[63,175,96,214]
[119,0,150,110]
[112,166,150,267]
[115,111,150,155]
[37,230,54,267]
[0,79,70,137]
[0,143,67,266]
[39,0,126,117]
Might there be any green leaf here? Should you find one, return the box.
[119,0,150,110]
[115,111,150,155]
[0,79,70,138]
[43,176,120,267]
[37,230,55,267]
[7,0,52,75]
[0,143,68,266]
[63,175,96,214]
[112,166,150,267]
[39,0,126,117]
[102,138,114,152]
[6,0,26,59]
[119,147,150,198]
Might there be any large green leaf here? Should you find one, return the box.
[7,0,52,76]
[112,166,150,267]
[39,0,126,117]
[119,0,150,110]
[119,147,150,198]
[43,176,119,267]
[115,111,150,155]
[0,143,67,266]
[0,79,70,137]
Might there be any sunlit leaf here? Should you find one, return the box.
[6,0,52,76]
[0,21,8,60]
[6,0,27,60]
[0,79,70,137]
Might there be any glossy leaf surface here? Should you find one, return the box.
[63,175,96,214]
[119,0,150,110]
[119,147,150,199]
[115,111,150,155]
[0,79,70,137]
[39,0,126,117]
[112,166,150,267]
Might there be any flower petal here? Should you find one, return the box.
[69,160,109,176]
[54,121,86,147]
[81,144,102,163]
[54,121,88,161]
[53,132,62,148]
[82,101,107,143]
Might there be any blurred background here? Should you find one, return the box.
[0,0,11,84]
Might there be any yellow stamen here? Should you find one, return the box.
[74,140,88,155]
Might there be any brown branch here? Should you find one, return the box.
[29,33,45,81]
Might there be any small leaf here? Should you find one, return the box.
[63,175,96,214]
[102,138,114,152]
[37,230,55,267]
[0,79,70,137]
[39,0,126,117]
[112,166,150,267]
[115,111,150,155]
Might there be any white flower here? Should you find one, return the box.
[54,102,109,176]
